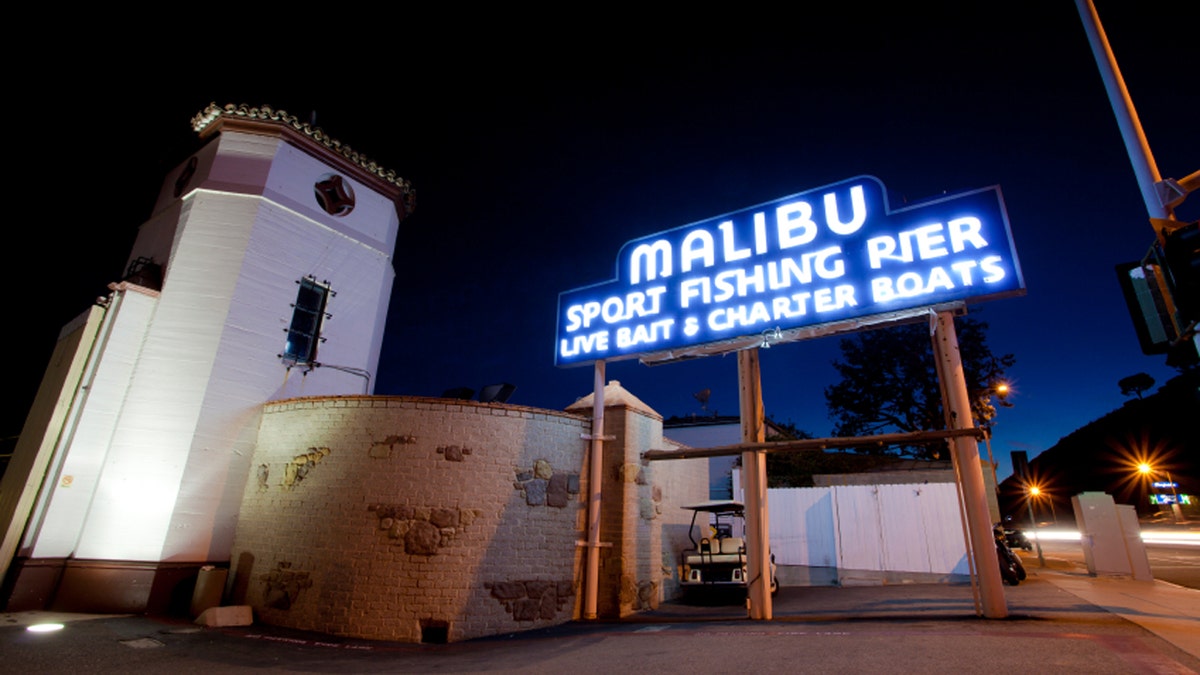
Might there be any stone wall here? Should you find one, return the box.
[228,396,590,643]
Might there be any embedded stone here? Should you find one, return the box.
[430,508,459,528]
[638,581,659,610]
[404,520,441,555]
[515,471,533,482]
[539,593,557,619]
[618,463,643,483]
[443,445,464,461]
[618,575,638,605]
[525,479,547,506]
[567,474,580,493]
[264,587,291,610]
[556,580,575,598]
[490,581,527,600]
[524,580,553,598]
[639,497,657,521]
[546,473,569,507]
[460,509,479,527]
[513,598,539,621]
[379,517,394,530]
[533,459,553,479]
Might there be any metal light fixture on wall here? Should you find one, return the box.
[760,327,782,349]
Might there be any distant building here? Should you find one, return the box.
[663,415,790,499]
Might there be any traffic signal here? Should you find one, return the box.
[1160,219,1200,328]
[1115,259,1174,354]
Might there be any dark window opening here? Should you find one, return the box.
[282,276,331,367]
[420,619,449,644]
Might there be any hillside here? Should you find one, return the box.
[997,370,1198,522]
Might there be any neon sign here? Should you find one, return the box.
[555,176,1024,366]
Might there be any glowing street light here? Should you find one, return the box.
[1029,484,1057,525]
[1021,483,1046,566]
[1137,462,1183,522]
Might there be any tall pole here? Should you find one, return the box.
[933,311,1008,618]
[1025,495,1046,567]
[583,360,605,620]
[738,348,772,620]
[1075,0,1168,220]
[1076,0,1199,355]
[1167,470,1184,523]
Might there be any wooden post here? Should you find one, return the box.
[738,348,772,620]
[932,311,1008,618]
[583,360,605,619]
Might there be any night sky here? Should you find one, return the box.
[8,3,1197,482]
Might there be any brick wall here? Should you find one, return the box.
[229,395,591,643]
[594,404,709,616]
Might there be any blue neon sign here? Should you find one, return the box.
[555,176,1024,366]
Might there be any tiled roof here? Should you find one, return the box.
[191,103,415,215]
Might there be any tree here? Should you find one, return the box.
[1118,372,1155,399]
[824,315,1015,460]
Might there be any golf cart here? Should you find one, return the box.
[680,500,777,598]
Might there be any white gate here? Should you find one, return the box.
[737,474,972,583]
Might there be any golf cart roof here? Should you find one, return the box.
[681,500,745,514]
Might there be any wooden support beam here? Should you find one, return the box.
[642,428,986,461]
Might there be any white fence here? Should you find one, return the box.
[736,476,973,584]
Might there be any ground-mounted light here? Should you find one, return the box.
[26,623,65,633]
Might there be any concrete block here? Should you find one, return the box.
[195,605,254,627]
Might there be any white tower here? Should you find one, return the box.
[0,104,414,612]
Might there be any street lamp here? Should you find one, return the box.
[1137,462,1183,523]
[1023,484,1046,567]
[1029,485,1057,525]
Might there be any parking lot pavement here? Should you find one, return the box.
[3,559,1198,674]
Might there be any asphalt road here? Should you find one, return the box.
[1030,537,1200,590]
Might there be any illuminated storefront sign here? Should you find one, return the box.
[555,175,1024,366]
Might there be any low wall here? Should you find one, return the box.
[228,396,590,643]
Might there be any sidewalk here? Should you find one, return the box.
[2,557,1198,674]
[1041,569,1200,660]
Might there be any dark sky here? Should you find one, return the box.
[8,3,1197,481]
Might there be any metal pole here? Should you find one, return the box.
[1074,0,1169,220]
[1025,495,1046,567]
[1167,471,1184,523]
[1077,0,1200,356]
[738,348,772,620]
[933,311,1008,618]
[583,360,605,620]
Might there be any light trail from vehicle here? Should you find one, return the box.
[1026,528,1200,547]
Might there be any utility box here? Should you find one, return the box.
[191,565,229,617]
[1071,492,1152,580]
